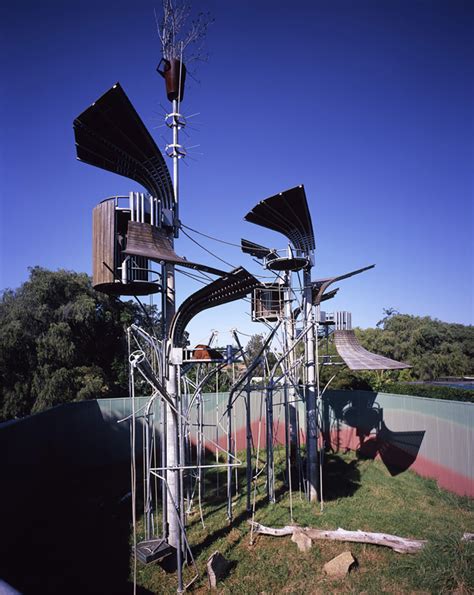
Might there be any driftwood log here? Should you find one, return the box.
[249,521,427,554]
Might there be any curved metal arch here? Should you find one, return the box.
[169,267,260,347]
[74,83,174,209]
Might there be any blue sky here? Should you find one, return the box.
[1,0,472,345]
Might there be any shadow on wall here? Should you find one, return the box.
[322,391,425,477]
[0,401,153,595]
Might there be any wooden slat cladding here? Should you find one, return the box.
[92,200,115,288]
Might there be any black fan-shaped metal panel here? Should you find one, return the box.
[240,238,272,259]
[244,185,315,254]
[170,267,260,346]
[74,83,174,208]
[124,222,226,277]
[320,287,339,302]
[312,264,375,305]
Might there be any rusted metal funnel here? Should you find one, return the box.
[157,58,186,102]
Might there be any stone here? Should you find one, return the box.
[323,551,357,578]
[291,529,312,552]
[207,551,230,588]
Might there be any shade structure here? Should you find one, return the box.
[240,238,273,259]
[74,83,174,209]
[244,185,315,254]
[312,264,375,305]
[333,330,411,370]
[124,221,226,277]
[320,287,339,302]
[293,287,339,321]
[170,267,260,346]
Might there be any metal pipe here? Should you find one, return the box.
[164,99,180,585]
[232,331,252,511]
[304,265,318,502]
[130,191,134,221]
[245,389,252,511]
[226,323,281,520]
[144,396,157,539]
[121,256,129,284]
[166,364,180,549]
[266,383,275,502]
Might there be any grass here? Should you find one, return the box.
[132,450,474,594]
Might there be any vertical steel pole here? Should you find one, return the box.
[245,387,252,512]
[266,384,275,502]
[165,99,180,558]
[304,265,319,502]
[283,270,297,485]
[226,399,233,520]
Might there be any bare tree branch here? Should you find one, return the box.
[156,0,213,64]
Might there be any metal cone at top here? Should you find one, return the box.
[157,58,187,102]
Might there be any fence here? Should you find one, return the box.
[1,390,472,497]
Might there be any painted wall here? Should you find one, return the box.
[322,390,473,497]
[1,390,472,497]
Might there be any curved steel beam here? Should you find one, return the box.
[170,267,260,347]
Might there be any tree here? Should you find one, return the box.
[0,267,156,421]
[356,313,473,383]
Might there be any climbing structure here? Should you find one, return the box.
[73,40,413,595]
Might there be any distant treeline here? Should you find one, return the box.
[1,270,473,421]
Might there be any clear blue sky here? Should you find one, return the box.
[1,0,473,345]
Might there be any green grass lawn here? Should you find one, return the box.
[132,451,474,594]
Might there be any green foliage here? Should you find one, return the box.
[183,355,235,393]
[386,382,474,403]
[245,333,266,376]
[356,313,473,382]
[0,267,156,421]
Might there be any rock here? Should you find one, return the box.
[207,551,230,588]
[291,529,312,552]
[323,551,357,578]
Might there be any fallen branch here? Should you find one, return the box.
[248,521,427,554]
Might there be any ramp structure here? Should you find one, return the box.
[333,330,410,371]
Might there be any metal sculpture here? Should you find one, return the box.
[73,28,414,595]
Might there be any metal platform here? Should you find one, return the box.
[135,538,175,565]
[266,255,309,271]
